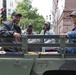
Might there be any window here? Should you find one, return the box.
[8,9,11,12]
[10,2,13,7]
[8,13,11,16]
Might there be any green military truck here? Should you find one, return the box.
[0,35,76,75]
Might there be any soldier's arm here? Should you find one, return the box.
[66,31,76,37]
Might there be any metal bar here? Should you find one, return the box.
[22,35,28,53]
[59,35,66,58]
[25,35,76,39]
[66,43,76,47]
[28,43,60,47]
[25,35,61,39]
[0,43,22,47]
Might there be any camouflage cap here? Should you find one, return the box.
[69,10,76,17]
[27,23,33,27]
[11,12,22,17]
[45,21,50,26]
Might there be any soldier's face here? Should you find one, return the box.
[44,24,49,29]
[12,16,20,24]
[27,26,32,31]
[71,16,76,24]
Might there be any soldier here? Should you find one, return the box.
[57,10,76,54]
[40,21,55,52]
[22,23,40,52]
[0,11,22,52]
[22,23,39,43]
[66,10,76,53]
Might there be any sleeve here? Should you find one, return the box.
[49,30,55,35]
[33,31,37,35]
[28,31,40,43]
[0,24,14,37]
[45,39,55,43]
[45,30,55,43]
[66,31,76,37]
[40,30,44,35]
[21,30,25,35]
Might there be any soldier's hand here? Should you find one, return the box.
[13,32,21,40]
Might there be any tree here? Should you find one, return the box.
[15,0,45,33]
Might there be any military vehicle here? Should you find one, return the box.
[0,35,76,75]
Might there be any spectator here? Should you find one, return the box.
[0,11,22,52]
[40,21,55,52]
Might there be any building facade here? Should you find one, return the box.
[53,0,76,35]
[0,0,22,17]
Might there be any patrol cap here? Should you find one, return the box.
[45,21,50,26]
[11,11,22,17]
[27,23,33,27]
[69,10,76,17]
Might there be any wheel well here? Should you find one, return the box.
[43,70,76,75]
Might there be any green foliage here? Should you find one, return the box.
[15,0,45,33]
